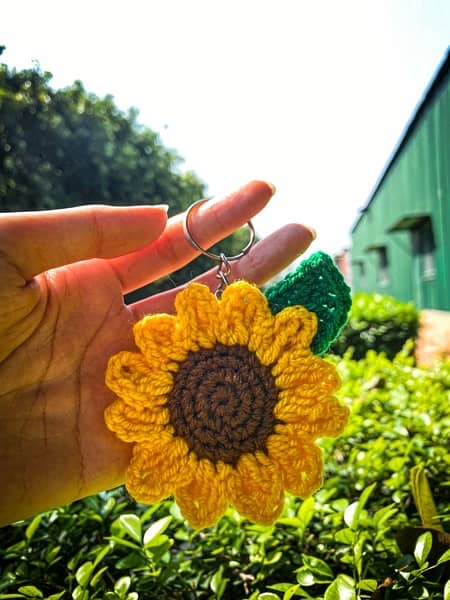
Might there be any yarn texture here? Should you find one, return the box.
[105,278,350,528]
[264,251,352,355]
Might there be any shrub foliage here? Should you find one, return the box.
[1,348,449,599]
[330,292,420,360]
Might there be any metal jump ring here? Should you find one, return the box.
[183,198,256,262]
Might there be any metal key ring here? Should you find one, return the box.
[183,198,256,262]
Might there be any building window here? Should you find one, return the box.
[353,259,366,287]
[411,217,436,280]
[364,244,389,287]
[377,246,389,287]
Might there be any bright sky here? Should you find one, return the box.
[2,1,450,256]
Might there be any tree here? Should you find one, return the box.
[0,55,248,297]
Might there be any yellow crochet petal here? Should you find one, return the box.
[226,453,285,525]
[175,459,229,529]
[105,351,173,406]
[104,398,170,443]
[248,306,317,367]
[215,281,273,346]
[267,426,323,497]
[273,306,318,349]
[134,314,187,369]
[272,352,340,393]
[274,391,350,438]
[126,432,191,503]
[174,283,219,350]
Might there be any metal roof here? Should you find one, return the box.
[351,47,450,233]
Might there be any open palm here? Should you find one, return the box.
[0,181,314,525]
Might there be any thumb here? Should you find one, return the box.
[0,204,168,282]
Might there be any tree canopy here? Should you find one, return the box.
[0,53,248,297]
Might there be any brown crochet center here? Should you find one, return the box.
[168,344,280,465]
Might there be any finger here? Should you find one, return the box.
[108,180,275,293]
[129,223,315,319]
[0,204,169,282]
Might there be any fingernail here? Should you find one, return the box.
[267,182,276,195]
[305,224,317,240]
[155,204,169,212]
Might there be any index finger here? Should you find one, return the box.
[108,180,276,293]
[130,223,315,318]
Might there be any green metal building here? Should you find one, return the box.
[351,49,450,310]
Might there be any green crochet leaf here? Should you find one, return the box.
[264,251,351,355]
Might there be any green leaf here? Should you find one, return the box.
[114,576,131,597]
[115,553,147,570]
[268,584,313,600]
[267,584,291,592]
[25,515,42,542]
[17,588,43,599]
[119,514,142,543]
[143,516,172,546]
[410,465,442,530]
[344,483,376,530]
[343,502,359,529]
[302,555,334,582]
[283,585,310,600]
[358,579,377,592]
[106,536,141,551]
[297,497,315,530]
[90,566,108,587]
[210,566,228,599]
[92,543,112,567]
[210,567,223,593]
[264,251,352,354]
[4,540,27,555]
[437,548,450,565]
[75,561,94,587]
[335,528,355,544]
[414,531,432,566]
[45,544,62,564]
[102,496,116,516]
[139,503,162,524]
[444,579,450,600]
[264,550,282,565]
[47,594,65,600]
[372,504,398,528]
[296,567,315,586]
[258,594,281,600]
[144,536,171,560]
[68,554,80,571]
[72,586,88,600]
[277,517,302,528]
[331,498,349,512]
[324,575,355,600]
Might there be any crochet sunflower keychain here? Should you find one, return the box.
[105,200,351,528]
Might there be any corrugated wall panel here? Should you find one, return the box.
[351,69,450,310]
[435,86,450,308]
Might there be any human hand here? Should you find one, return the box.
[0,181,315,525]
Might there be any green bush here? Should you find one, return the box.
[1,349,449,599]
[330,292,420,359]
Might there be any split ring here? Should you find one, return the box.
[183,198,256,262]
